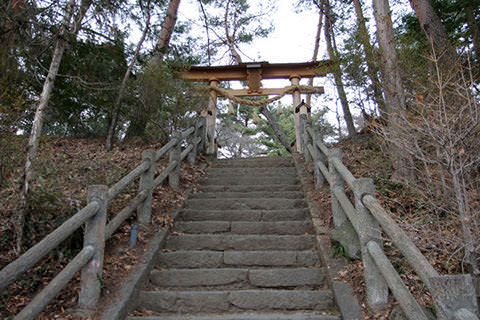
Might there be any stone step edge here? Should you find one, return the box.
[127,312,340,320]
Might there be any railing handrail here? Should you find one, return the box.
[1,117,207,319]
[299,114,479,320]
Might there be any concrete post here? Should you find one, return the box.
[169,134,181,190]
[352,178,388,311]
[206,80,218,155]
[429,275,479,320]
[328,149,348,228]
[137,150,156,228]
[290,75,302,153]
[78,185,108,312]
[300,114,313,164]
[188,121,200,165]
[199,117,207,154]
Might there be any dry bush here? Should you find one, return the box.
[380,55,480,277]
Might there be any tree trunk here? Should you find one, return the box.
[106,3,151,151]
[373,0,411,182]
[409,0,458,73]
[259,107,293,154]
[465,5,480,64]
[150,0,181,66]
[324,0,357,138]
[126,0,181,138]
[224,0,243,64]
[306,11,324,107]
[15,0,89,254]
[353,0,386,117]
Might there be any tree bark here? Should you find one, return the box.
[324,0,357,138]
[259,107,293,154]
[373,0,411,182]
[409,0,458,73]
[353,0,386,117]
[16,0,90,254]
[224,0,243,64]
[150,0,181,65]
[106,3,151,151]
[306,11,324,107]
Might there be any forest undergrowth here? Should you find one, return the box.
[305,132,479,319]
[0,136,206,319]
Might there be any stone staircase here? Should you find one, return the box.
[128,157,340,320]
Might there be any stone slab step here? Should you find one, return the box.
[150,268,326,288]
[174,221,312,235]
[215,156,292,162]
[179,209,308,221]
[156,250,320,268]
[199,184,300,193]
[184,198,306,211]
[166,235,315,251]
[190,191,303,199]
[128,313,340,320]
[211,159,293,167]
[203,177,298,185]
[206,168,297,177]
[137,290,334,313]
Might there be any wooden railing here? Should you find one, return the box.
[0,118,207,320]
[299,114,479,320]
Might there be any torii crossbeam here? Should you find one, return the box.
[182,61,332,155]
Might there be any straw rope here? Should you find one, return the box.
[200,84,322,106]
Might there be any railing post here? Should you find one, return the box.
[77,185,108,313]
[169,133,181,190]
[328,148,348,228]
[137,150,156,228]
[352,178,389,311]
[188,122,200,165]
[300,114,312,164]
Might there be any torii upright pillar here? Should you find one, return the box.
[206,79,218,155]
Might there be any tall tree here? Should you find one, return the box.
[408,0,459,73]
[322,0,357,137]
[372,0,410,182]
[352,0,386,116]
[151,0,181,65]
[106,1,152,151]
[306,10,324,107]
[16,0,92,253]
[125,0,182,139]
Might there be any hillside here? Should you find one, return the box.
[0,136,206,318]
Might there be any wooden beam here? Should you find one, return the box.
[216,87,325,97]
[182,61,333,82]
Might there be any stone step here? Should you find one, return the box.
[137,289,334,313]
[215,156,292,162]
[190,191,304,199]
[199,184,300,193]
[211,161,294,168]
[174,221,312,235]
[184,198,306,211]
[206,167,297,177]
[179,209,308,222]
[156,250,320,268]
[202,177,298,185]
[128,313,340,320]
[166,235,315,251]
[150,267,326,288]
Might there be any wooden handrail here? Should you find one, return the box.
[1,118,208,318]
[0,201,99,291]
[299,114,479,320]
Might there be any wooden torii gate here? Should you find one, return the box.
[183,61,332,155]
